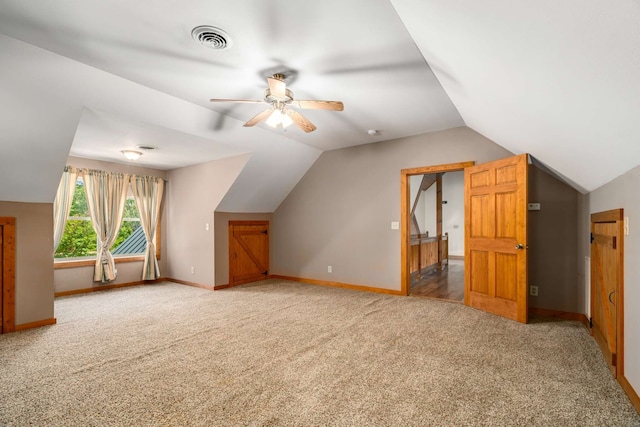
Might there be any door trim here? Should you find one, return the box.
[1,217,16,334]
[590,208,624,378]
[400,161,475,295]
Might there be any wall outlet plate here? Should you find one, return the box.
[528,203,541,211]
[530,285,538,296]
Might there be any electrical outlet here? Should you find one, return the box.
[191,266,195,274]
[530,285,538,297]
[328,266,332,273]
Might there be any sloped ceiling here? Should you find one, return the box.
[0,0,639,209]
[390,0,640,192]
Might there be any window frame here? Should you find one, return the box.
[54,176,162,269]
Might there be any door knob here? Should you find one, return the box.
[515,244,524,250]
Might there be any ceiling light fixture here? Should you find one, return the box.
[121,150,143,160]
[266,108,293,129]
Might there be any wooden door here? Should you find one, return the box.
[1,217,16,334]
[229,221,269,287]
[464,154,528,323]
[591,209,624,377]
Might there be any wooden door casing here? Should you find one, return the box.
[464,154,528,323]
[1,217,16,334]
[591,209,624,377]
[228,221,269,287]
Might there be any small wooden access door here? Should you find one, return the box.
[464,154,528,323]
[590,209,624,377]
[228,221,269,287]
[1,217,16,334]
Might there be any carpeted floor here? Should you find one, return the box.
[1,280,638,426]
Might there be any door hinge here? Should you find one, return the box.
[590,232,594,244]
[589,317,593,328]
[263,270,268,275]
[262,229,268,235]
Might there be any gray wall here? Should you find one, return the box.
[527,164,581,313]
[271,127,513,290]
[165,154,250,287]
[588,164,640,398]
[0,201,53,325]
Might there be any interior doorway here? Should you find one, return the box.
[400,162,474,299]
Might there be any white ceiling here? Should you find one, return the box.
[0,0,639,208]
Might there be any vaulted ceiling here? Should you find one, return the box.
[1,0,638,209]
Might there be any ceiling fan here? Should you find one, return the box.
[210,73,344,133]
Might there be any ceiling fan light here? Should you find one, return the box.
[281,113,293,128]
[266,109,294,129]
[121,150,142,160]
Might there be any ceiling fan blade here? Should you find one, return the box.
[287,110,316,133]
[243,108,274,127]
[292,100,344,111]
[267,77,286,98]
[210,98,265,104]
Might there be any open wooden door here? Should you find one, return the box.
[464,154,528,323]
[229,221,269,287]
[590,209,624,377]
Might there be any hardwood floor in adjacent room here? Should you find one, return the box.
[410,258,464,302]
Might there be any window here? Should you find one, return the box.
[54,178,146,259]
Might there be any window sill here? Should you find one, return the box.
[54,256,145,269]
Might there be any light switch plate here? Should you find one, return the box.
[391,221,399,230]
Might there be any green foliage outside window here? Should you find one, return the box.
[54,179,145,258]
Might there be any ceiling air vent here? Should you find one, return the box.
[191,26,233,50]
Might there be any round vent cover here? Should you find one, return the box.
[191,26,233,50]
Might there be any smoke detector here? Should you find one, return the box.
[191,26,233,50]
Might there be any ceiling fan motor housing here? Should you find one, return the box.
[265,88,294,104]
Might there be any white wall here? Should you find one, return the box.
[588,164,640,396]
[422,184,437,236]
[441,171,464,256]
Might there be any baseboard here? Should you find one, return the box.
[528,307,589,329]
[619,375,640,415]
[167,278,215,291]
[448,255,464,260]
[213,283,232,290]
[269,275,404,296]
[55,278,166,297]
[15,317,57,331]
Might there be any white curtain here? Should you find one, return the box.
[83,169,128,283]
[53,166,79,252]
[130,175,164,280]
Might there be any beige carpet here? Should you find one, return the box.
[1,280,638,426]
